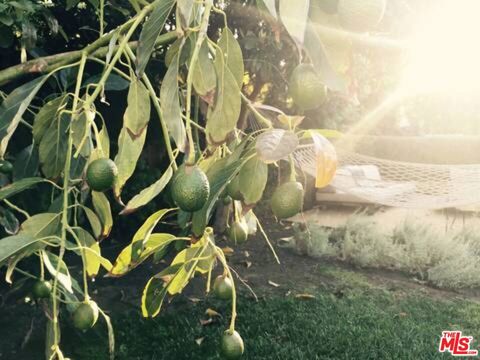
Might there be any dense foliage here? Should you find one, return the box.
[0,0,395,359]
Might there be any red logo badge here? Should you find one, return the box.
[439,331,478,356]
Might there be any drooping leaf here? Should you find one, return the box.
[71,108,94,157]
[99,310,115,360]
[114,127,147,198]
[170,235,215,276]
[130,208,174,262]
[20,212,61,239]
[177,0,194,27]
[255,129,299,163]
[0,177,45,201]
[0,234,38,265]
[114,80,151,197]
[141,264,182,317]
[0,76,49,156]
[136,0,176,76]
[39,114,69,179]
[124,79,151,137]
[279,0,310,44]
[205,50,242,145]
[33,95,67,144]
[13,144,39,180]
[98,123,110,158]
[92,191,113,238]
[121,166,173,215]
[69,154,87,180]
[110,233,178,276]
[83,73,129,91]
[304,21,347,92]
[192,152,250,236]
[81,206,102,239]
[168,232,215,295]
[165,37,182,68]
[42,251,73,293]
[160,53,186,152]
[217,27,244,87]
[0,207,19,235]
[73,228,102,277]
[238,155,268,205]
[192,40,217,96]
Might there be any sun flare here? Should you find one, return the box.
[403,0,480,94]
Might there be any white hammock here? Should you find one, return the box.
[294,144,480,210]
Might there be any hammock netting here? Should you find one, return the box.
[294,145,480,210]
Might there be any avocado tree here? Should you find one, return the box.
[0,0,386,358]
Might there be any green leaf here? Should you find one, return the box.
[160,53,186,151]
[0,207,19,235]
[20,213,61,238]
[0,177,45,201]
[192,153,250,236]
[114,80,151,197]
[92,191,113,238]
[304,21,347,92]
[42,250,73,293]
[121,166,173,215]
[13,145,39,180]
[83,73,129,91]
[98,123,110,158]
[165,37,182,68]
[114,127,147,198]
[141,264,182,317]
[0,76,49,157]
[73,228,102,277]
[124,79,151,137]
[168,233,215,295]
[98,310,115,360]
[0,234,38,265]
[205,53,241,145]
[110,233,178,276]
[71,108,94,157]
[177,0,194,27]
[279,0,309,44]
[239,155,268,205]
[33,95,67,144]
[255,129,299,163]
[217,28,244,87]
[130,208,174,262]
[192,40,216,96]
[136,0,176,76]
[39,114,68,179]
[81,206,102,239]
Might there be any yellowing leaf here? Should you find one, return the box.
[160,52,187,152]
[42,251,73,293]
[217,28,244,88]
[92,191,113,238]
[192,39,216,96]
[114,79,151,197]
[238,155,268,205]
[205,28,242,145]
[121,167,173,215]
[73,228,102,277]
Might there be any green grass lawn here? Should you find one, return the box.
[62,268,480,359]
